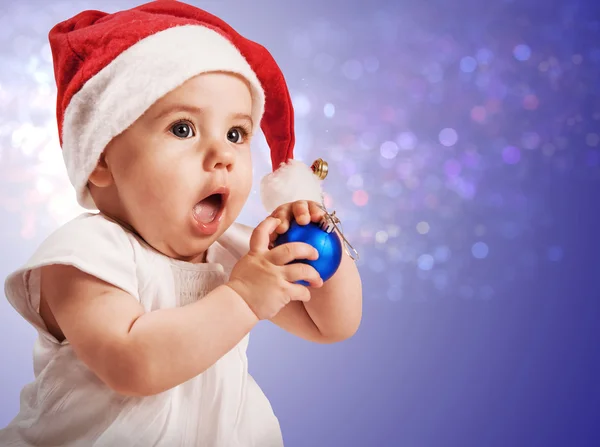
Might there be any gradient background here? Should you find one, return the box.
[1,0,599,445]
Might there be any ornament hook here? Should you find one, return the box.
[311,158,359,261]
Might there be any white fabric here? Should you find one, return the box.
[1,214,283,447]
[61,25,265,210]
[260,160,324,214]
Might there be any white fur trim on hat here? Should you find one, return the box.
[260,160,324,213]
[62,25,265,210]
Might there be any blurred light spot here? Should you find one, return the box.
[450,177,476,200]
[338,159,356,177]
[586,150,599,166]
[547,246,563,262]
[383,180,402,198]
[292,94,311,117]
[359,131,377,150]
[572,54,583,64]
[501,222,520,239]
[313,53,335,72]
[375,231,389,243]
[513,44,531,61]
[416,221,430,234]
[476,48,493,64]
[424,175,442,191]
[480,285,494,300]
[472,241,489,259]
[542,143,556,157]
[364,56,380,73]
[342,59,363,80]
[346,174,363,190]
[474,224,486,236]
[475,72,491,89]
[459,285,474,298]
[444,159,462,177]
[460,56,477,73]
[380,140,399,159]
[586,133,599,147]
[292,34,312,58]
[40,43,53,63]
[378,157,395,169]
[387,287,402,301]
[433,272,448,290]
[429,88,444,103]
[14,35,36,55]
[522,131,540,149]
[434,245,451,262]
[523,94,539,110]
[424,194,439,209]
[370,257,385,272]
[521,251,538,267]
[417,254,434,271]
[323,193,333,209]
[471,106,487,123]
[396,131,417,150]
[323,103,335,118]
[352,190,369,206]
[35,177,53,195]
[387,246,402,262]
[396,160,414,178]
[387,225,400,237]
[502,146,521,164]
[12,123,47,156]
[380,105,396,122]
[423,62,444,83]
[439,127,458,147]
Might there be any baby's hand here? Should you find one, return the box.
[268,200,326,246]
[228,217,323,320]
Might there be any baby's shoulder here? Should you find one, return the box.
[52,212,130,239]
[5,214,141,335]
[28,213,137,270]
[38,212,132,251]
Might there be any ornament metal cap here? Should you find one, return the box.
[311,158,328,180]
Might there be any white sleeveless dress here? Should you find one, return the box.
[1,213,283,447]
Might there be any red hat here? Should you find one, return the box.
[49,0,323,212]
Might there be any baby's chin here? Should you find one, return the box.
[162,221,232,263]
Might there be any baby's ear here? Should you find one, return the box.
[88,153,113,188]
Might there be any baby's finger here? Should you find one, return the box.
[271,209,291,234]
[283,263,323,288]
[249,217,281,253]
[308,201,326,222]
[287,284,312,302]
[293,201,311,225]
[267,242,319,266]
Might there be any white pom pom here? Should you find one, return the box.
[260,159,324,213]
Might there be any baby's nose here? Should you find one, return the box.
[205,144,235,172]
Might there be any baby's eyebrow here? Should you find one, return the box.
[231,113,253,128]
[153,104,204,121]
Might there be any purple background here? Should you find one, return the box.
[1,0,599,445]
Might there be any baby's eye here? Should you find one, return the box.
[170,121,195,139]
[227,127,247,144]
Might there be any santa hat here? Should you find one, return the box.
[48,0,323,213]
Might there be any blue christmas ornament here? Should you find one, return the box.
[274,219,343,286]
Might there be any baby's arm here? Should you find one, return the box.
[39,217,321,397]
[40,264,257,397]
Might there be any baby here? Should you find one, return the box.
[1,1,363,446]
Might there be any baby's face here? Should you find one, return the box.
[93,72,254,261]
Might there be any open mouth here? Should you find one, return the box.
[192,188,229,226]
